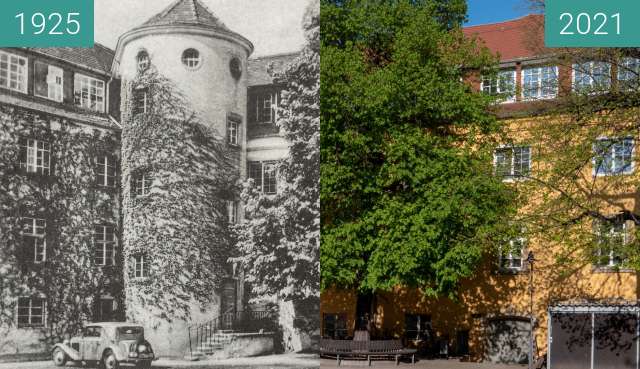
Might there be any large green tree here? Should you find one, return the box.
[321,0,516,299]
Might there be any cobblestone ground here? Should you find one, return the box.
[321,358,525,369]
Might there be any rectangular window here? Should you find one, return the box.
[134,254,149,278]
[494,146,531,180]
[256,93,276,123]
[0,51,27,93]
[22,217,46,263]
[481,70,516,102]
[227,200,238,224]
[573,61,611,93]
[323,313,347,339]
[405,314,432,340]
[593,137,634,176]
[132,87,149,116]
[94,225,116,266]
[96,155,116,187]
[227,115,240,145]
[35,63,64,102]
[249,161,277,194]
[132,172,153,197]
[74,74,105,112]
[594,219,627,268]
[19,138,51,175]
[499,237,525,271]
[522,66,558,100]
[17,297,45,328]
[618,57,640,89]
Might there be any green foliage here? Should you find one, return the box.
[121,67,236,323]
[233,0,320,304]
[320,0,515,297]
[0,107,121,342]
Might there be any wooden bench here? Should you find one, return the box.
[320,338,417,366]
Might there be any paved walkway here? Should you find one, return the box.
[0,353,319,368]
[320,358,524,369]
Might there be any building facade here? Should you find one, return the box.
[321,14,640,367]
[0,0,297,360]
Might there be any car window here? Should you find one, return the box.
[117,326,143,340]
[84,326,102,337]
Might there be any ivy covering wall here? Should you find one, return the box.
[0,104,121,349]
[121,67,237,324]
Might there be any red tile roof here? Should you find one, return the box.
[463,14,545,62]
[28,43,115,75]
[248,52,300,87]
[140,0,232,32]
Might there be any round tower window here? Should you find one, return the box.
[137,51,150,72]
[182,49,201,70]
[230,57,242,80]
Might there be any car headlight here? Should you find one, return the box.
[138,344,147,353]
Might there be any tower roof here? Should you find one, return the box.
[140,0,232,32]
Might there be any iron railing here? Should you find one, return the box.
[188,310,275,357]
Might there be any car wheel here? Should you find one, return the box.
[136,360,152,369]
[102,350,120,369]
[52,348,68,367]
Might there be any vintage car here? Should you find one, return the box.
[51,322,155,369]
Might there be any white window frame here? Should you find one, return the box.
[94,225,116,266]
[34,64,64,102]
[493,145,531,181]
[22,217,46,263]
[521,66,559,101]
[481,70,516,103]
[0,51,28,93]
[256,92,277,124]
[227,116,240,146]
[249,161,278,194]
[134,254,149,278]
[571,61,612,93]
[74,73,105,112]
[499,237,526,271]
[16,297,46,328]
[97,155,116,187]
[133,172,153,197]
[618,57,640,89]
[592,137,635,177]
[20,139,51,175]
[182,49,201,70]
[594,220,628,268]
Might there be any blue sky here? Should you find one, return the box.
[466,0,533,26]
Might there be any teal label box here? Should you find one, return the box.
[546,0,640,47]
[0,0,94,47]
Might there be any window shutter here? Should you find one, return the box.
[34,62,49,98]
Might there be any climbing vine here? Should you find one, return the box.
[0,105,121,349]
[121,66,237,324]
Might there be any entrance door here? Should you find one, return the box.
[220,279,237,330]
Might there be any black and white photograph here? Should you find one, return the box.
[0,0,320,368]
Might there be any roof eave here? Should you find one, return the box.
[111,24,254,76]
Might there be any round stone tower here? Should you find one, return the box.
[112,0,254,358]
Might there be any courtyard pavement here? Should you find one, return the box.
[320,358,524,369]
[0,353,319,369]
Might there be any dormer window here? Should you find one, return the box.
[137,51,150,72]
[572,61,611,93]
[182,49,200,70]
[74,74,105,113]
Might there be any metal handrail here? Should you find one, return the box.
[187,310,275,357]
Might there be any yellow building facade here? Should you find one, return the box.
[321,15,640,366]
